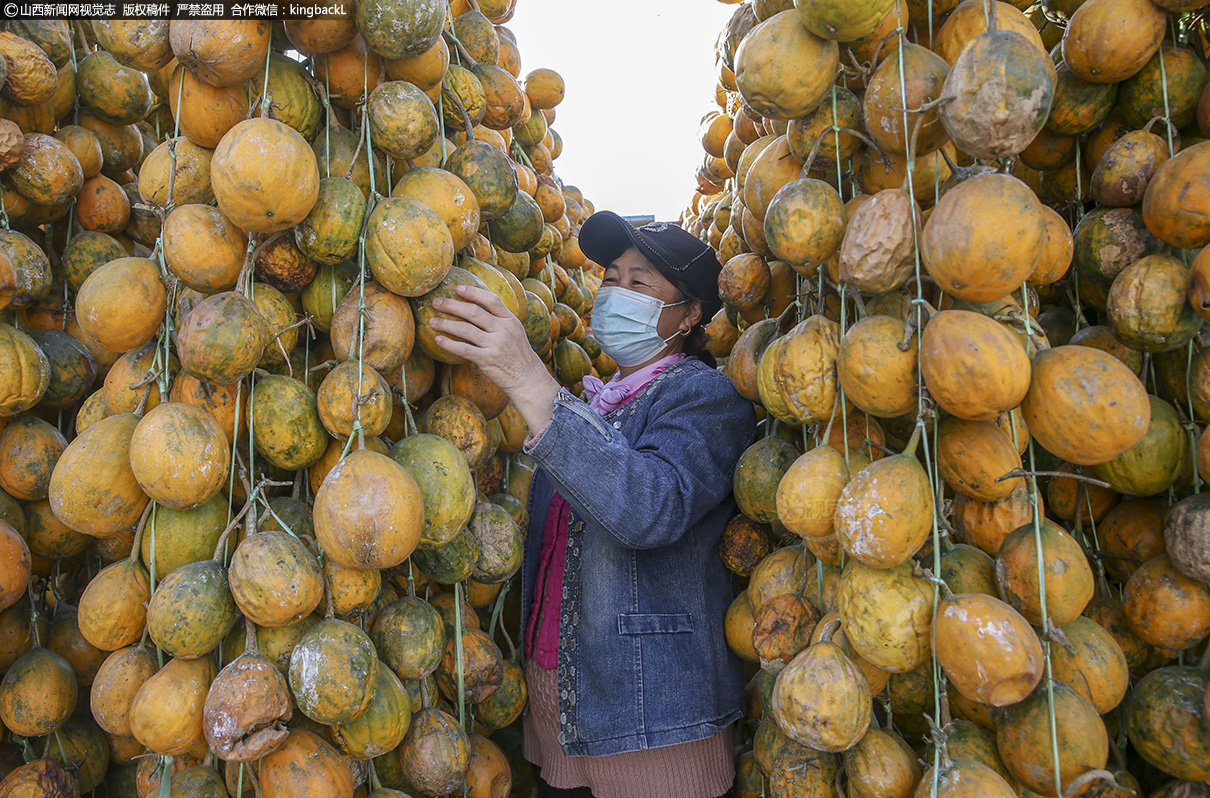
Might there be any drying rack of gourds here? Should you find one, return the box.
[0,8,606,797]
[691,0,1210,796]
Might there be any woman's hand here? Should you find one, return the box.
[430,284,561,434]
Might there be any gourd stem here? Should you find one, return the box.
[72,20,89,52]
[994,468,1111,488]
[133,382,154,416]
[157,756,173,798]
[903,423,923,458]
[863,438,901,459]
[819,617,842,644]
[128,502,156,568]
[405,559,417,598]
[905,109,930,177]
[25,581,42,648]
[368,760,382,792]
[926,711,953,770]
[849,289,869,321]
[324,567,335,619]
[1061,770,1116,798]
[344,126,366,183]
[820,395,841,451]
[815,558,826,614]
[838,284,851,469]
[227,381,244,525]
[164,137,179,215]
[798,123,834,177]
[213,499,255,561]
[398,359,417,438]
[236,234,260,298]
[795,547,811,600]
[488,580,511,638]
[938,684,952,731]
[454,582,468,730]
[233,446,255,501]
[498,616,517,663]
[919,565,955,602]
[776,300,799,331]
[244,616,258,654]
[419,671,432,709]
[446,83,476,138]
[1106,730,1128,773]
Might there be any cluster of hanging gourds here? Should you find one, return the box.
[690,0,1210,795]
[0,8,608,797]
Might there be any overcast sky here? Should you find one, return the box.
[504,1,739,222]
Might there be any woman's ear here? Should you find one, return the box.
[682,300,703,331]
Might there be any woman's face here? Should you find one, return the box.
[600,247,702,340]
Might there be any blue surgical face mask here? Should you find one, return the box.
[590,286,688,368]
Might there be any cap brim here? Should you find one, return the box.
[580,211,696,283]
[578,210,648,269]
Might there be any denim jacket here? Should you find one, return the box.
[519,357,756,757]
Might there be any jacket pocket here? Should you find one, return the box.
[617,613,694,635]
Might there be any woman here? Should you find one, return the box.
[430,211,754,798]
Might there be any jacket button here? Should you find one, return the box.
[612,421,621,429]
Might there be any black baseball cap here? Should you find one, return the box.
[579,210,723,320]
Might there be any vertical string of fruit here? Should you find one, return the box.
[827,76,853,473]
[49,38,83,441]
[978,5,1063,785]
[142,57,186,432]
[1159,21,1193,675]
[243,28,278,559]
[1153,33,1210,502]
[339,36,376,463]
[876,4,952,793]
[1059,13,1106,618]
[140,57,186,711]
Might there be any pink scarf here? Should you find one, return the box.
[583,354,685,416]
